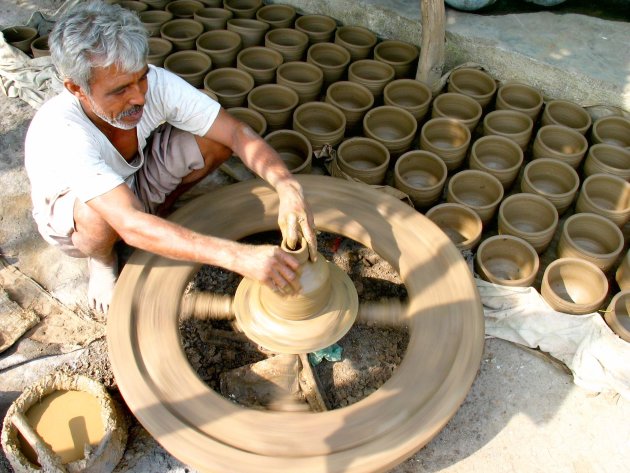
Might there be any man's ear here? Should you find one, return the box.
[64,79,87,99]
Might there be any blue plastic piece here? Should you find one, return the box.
[308,344,343,366]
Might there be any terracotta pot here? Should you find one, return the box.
[227,18,269,48]
[236,46,283,85]
[255,3,296,29]
[348,59,395,100]
[140,10,173,37]
[120,0,148,13]
[475,235,539,287]
[616,250,630,291]
[383,79,432,123]
[264,129,313,174]
[447,67,497,109]
[541,99,592,135]
[194,7,233,31]
[394,150,447,208]
[334,25,377,61]
[558,212,624,273]
[333,137,390,185]
[247,83,299,131]
[294,14,337,44]
[363,105,417,158]
[541,258,608,315]
[1,26,37,54]
[160,19,204,51]
[419,118,471,171]
[164,50,212,87]
[431,92,483,132]
[227,107,267,135]
[147,37,174,67]
[575,174,630,228]
[483,109,533,151]
[605,290,630,342]
[306,42,351,87]
[264,28,309,62]
[141,0,172,9]
[203,67,254,108]
[425,203,483,251]
[591,115,630,149]
[446,169,504,225]
[532,124,588,169]
[495,81,544,121]
[166,0,204,18]
[469,135,523,190]
[196,30,242,68]
[520,158,579,215]
[276,61,323,105]
[223,0,262,19]
[30,34,49,58]
[498,193,558,254]
[373,39,419,80]
[583,144,630,181]
[292,102,346,150]
[325,81,374,133]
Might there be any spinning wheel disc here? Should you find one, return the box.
[107,175,484,473]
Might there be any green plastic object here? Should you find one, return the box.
[308,344,343,366]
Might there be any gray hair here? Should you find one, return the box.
[49,1,148,92]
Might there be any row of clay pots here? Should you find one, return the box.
[1,26,50,57]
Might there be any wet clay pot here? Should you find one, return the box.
[236,46,283,85]
[334,25,377,61]
[264,129,313,174]
[483,109,533,151]
[541,99,592,135]
[575,174,630,228]
[325,81,374,133]
[196,29,242,68]
[200,89,219,101]
[425,203,483,251]
[223,0,262,19]
[265,28,309,62]
[203,67,254,108]
[363,105,417,158]
[164,50,212,88]
[605,290,630,342]
[227,18,269,48]
[447,169,504,225]
[292,102,346,150]
[394,150,447,208]
[194,7,233,31]
[419,118,471,172]
[247,83,299,131]
[557,212,624,273]
[276,61,324,105]
[616,250,630,291]
[120,1,149,13]
[591,115,630,149]
[475,235,539,287]
[147,37,174,67]
[140,10,173,37]
[227,106,267,135]
[469,135,523,190]
[520,158,579,215]
[497,193,559,254]
[447,67,497,109]
[198,1,224,9]
[495,81,544,121]
[532,124,588,169]
[160,19,204,51]
[294,14,337,44]
[541,258,608,315]
[166,0,204,19]
[348,59,395,100]
[431,92,483,132]
[583,143,630,181]
[30,34,49,58]
[306,42,351,87]
[141,0,171,9]
[1,26,37,54]
[333,137,390,185]
[256,3,296,29]
[383,79,432,123]
[373,39,419,80]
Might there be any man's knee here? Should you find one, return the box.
[72,199,119,253]
[196,135,232,173]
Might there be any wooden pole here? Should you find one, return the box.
[416,0,446,88]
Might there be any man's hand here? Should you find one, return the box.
[233,243,302,294]
[276,179,318,261]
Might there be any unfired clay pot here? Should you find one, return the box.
[325,81,374,132]
[247,83,299,131]
[194,7,233,31]
[294,14,337,44]
[363,105,417,158]
[276,61,324,105]
[431,92,482,132]
[394,150,447,208]
[475,235,539,287]
[482,109,533,151]
[196,29,242,68]
[223,0,262,19]
[30,35,49,58]
[306,42,351,87]
[255,3,296,29]
[141,0,171,9]
[591,115,630,149]
[264,129,313,174]
[575,174,630,228]
[227,107,267,135]
[541,258,608,315]
[605,290,630,342]
[419,118,471,171]
[166,0,204,19]
[348,59,395,99]
[373,39,419,79]
[147,37,174,67]
[334,25,377,61]
[532,124,588,169]
[160,19,204,51]
[236,46,283,85]
[140,10,173,37]
[469,135,523,190]
[1,26,37,54]
[583,144,630,181]
[265,27,309,62]
[383,79,432,123]
[447,67,497,109]
[292,102,346,150]
[334,137,390,185]
[164,50,212,88]
[425,203,483,251]
[120,1,149,13]
[447,169,504,225]
[520,158,580,215]
[616,250,630,291]
[495,81,544,121]
[227,18,269,48]
[541,99,592,135]
[203,67,254,108]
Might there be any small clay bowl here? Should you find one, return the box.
[294,14,337,44]
[583,144,630,181]
[591,115,630,149]
[255,3,296,29]
[306,42,351,87]
[139,10,173,37]
[264,129,313,174]
[604,290,630,342]
[383,79,432,123]
[419,118,471,172]
[236,46,283,85]
[448,67,497,109]
[166,0,204,19]
[363,105,417,158]
[276,61,324,105]
[520,158,580,215]
[223,0,262,19]
[203,67,254,108]
[483,109,533,151]
[1,26,37,54]
[532,124,589,169]
[160,18,204,51]
[196,29,242,68]
[373,39,419,79]
[292,101,346,150]
[425,203,483,251]
[30,34,50,58]
[334,25,377,61]
[325,81,374,132]
[194,7,233,31]
[335,137,391,185]
[120,0,149,13]
[147,37,174,67]
[616,250,630,291]
[469,135,523,190]
[541,258,608,315]
[394,150,447,208]
[227,18,269,48]
[575,174,630,228]
[495,81,544,121]
[247,83,299,131]
[164,50,212,88]
[541,99,592,135]
[431,92,482,132]
[348,59,395,99]
[475,235,539,287]
[446,169,504,225]
[265,27,309,62]
[227,107,267,136]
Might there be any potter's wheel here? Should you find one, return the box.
[107,175,484,473]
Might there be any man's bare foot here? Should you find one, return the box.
[87,254,118,313]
